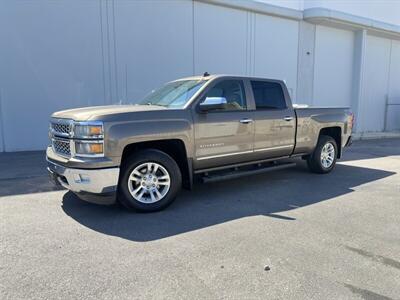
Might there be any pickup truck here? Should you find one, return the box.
[47,74,353,212]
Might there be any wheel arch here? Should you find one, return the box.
[319,127,342,158]
[120,139,193,189]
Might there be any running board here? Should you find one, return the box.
[202,162,296,183]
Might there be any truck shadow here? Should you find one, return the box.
[341,138,400,161]
[61,161,395,242]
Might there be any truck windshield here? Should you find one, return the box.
[138,80,206,108]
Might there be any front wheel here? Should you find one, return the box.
[118,149,182,212]
[307,135,337,174]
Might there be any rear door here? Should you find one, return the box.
[192,79,255,169]
[249,80,296,158]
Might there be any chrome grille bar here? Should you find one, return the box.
[50,118,73,138]
[52,137,71,157]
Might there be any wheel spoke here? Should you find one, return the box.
[154,188,162,199]
[130,175,141,182]
[136,189,146,201]
[130,170,142,180]
[149,189,157,202]
[158,180,170,186]
[131,185,143,196]
[152,164,159,174]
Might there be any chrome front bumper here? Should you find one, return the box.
[47,160,119,203]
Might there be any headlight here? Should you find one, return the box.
[73,122,103,139]
[74,141,104,157]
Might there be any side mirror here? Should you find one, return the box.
[199,97,227,112]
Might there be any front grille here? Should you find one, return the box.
[51,120,72,137]
[52,138,71,157]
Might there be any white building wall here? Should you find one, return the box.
[114,0,194,103]
[387,40,400,131]
[0,0,106,151]
[313,25,355,107]
[0,0,399,151]
[362,35,393,132]
[253,13,299,100]
[194,2,248,75]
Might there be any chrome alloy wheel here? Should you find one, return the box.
[127,162,171,203]
[320,142,335,168]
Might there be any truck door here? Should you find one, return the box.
[250,80,296,159]
[192,79,255,169]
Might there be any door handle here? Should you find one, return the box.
[239,118,253,124]
[283,116,293,121]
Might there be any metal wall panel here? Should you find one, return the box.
[194,1,248,75]
[362,35,391,132]
[313,25,355,107]
[386,40,400,131]
[0,0,105,151]
[253,13,299,101]
[114,0,194,104]
[296,21,316,105]
[0,0,398,152]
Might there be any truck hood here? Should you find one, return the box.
[51,104,167,121]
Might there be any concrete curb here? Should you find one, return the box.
[352,131,400,141]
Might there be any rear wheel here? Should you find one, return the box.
[307,135,337,174]
[118,149,182,212]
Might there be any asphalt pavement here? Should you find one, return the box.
[1,139,399,299]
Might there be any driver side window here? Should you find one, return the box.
[204,80,247,111]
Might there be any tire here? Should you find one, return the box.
[307,135,337,174]
[118,149,182,212]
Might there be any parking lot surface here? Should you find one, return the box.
[1,139,400,299]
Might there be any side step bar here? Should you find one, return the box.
[202,162,296,183]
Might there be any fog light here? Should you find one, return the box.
[73,174,90,183]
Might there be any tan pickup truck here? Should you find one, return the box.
[47,74,353,212]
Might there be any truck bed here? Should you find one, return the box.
[293,106,352,156]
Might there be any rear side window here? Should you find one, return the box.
[251,81,286,109]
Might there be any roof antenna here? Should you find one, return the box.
[203,72,210,77]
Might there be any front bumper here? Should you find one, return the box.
[47,159,119,205]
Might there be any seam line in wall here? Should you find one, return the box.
[384,39,393,131]
[295,22,301,103]
[358,30,367,132]
[311,24,316,106]
[105,0,113,103]
[125,64,128,102]
[0,88,5,151]
[112,0,119,103]
[249,13,253,76]
[99,0,107,105]
[253,13,256,76]
[246,12,248,75]
[192,0,195,75]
